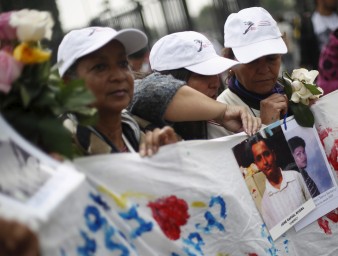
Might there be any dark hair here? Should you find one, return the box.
[128,47,148,60]
[246,133,272,161]
[288,136,306,153]
[158,68,192,83]
[63,62,78,79]
[221,48,236,85]
[222,48,235,60]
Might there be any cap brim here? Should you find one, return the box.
[79,29,148,60]
[114,29,148,55]
[232,37,287,64]
[185,55,239,75]
[59,28,148,77]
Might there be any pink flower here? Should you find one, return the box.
[0,11,17,41]
[0,51,23,94]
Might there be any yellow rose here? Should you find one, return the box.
[13,42,51,64]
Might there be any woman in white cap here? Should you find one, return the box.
[128,31,261,140]
[217,7,289,126]
[57,26,177,156]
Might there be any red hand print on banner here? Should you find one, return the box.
[317,208,338,234]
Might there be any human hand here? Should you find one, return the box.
[0,218,40,256]
[139,126,178,157]
[49,152,64,161]
[219,105,261,136]
[260,93,288,125]
[308,98,318,106]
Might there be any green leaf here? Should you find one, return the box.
[76,111,98,126]
[289,102,314,127]
[38,118,74,159]
[55,78,96,117]
[304,83,322,95]
[20,85,31,107]
[1,56,96,159]
[278,76,293,99]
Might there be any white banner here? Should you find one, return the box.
[1,91,338,255]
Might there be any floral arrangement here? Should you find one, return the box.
[0,9,96,158]
[278,68,324,127]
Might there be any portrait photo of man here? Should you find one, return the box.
[284,128,334,196]
[288,136,320,198]
[247,134,312,230]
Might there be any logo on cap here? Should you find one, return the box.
[88,27,105,36]
[194,39,203,52]
[258,20,271,26]
[243,20,272,35]
[194,39,211,52]
[243,21,254,34]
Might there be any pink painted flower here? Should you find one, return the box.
[0,51,23,94]
[0,11,17,41]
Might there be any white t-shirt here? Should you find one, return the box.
[312,11,338,50]
[261,170,311,229]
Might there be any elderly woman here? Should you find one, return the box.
[217,7,289,126]
[57,27,177,156]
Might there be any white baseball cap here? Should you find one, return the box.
[57,26,148,77]
[223,7,287,64]
[150,31,239,76]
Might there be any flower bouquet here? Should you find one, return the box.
[0,9,96,158]
[278,68,324,128]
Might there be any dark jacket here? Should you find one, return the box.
[299,12,320,70]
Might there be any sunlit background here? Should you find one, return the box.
[0,0,316,67]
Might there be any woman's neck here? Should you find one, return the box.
[95,112,125,150]
[268,168,283,189]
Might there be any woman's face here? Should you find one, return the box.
[233,54,282,95]
[75,40,134,114]
[187,73,220,99]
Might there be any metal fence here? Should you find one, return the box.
[89,0,259,46]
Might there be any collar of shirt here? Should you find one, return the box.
[265,169,297,196]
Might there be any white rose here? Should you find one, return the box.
[290,92,300,103]
[291,68,318,84]
[290,82,312,105]
[9,9,54,42]
[291,80,303,91]
[63,118,77,135]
